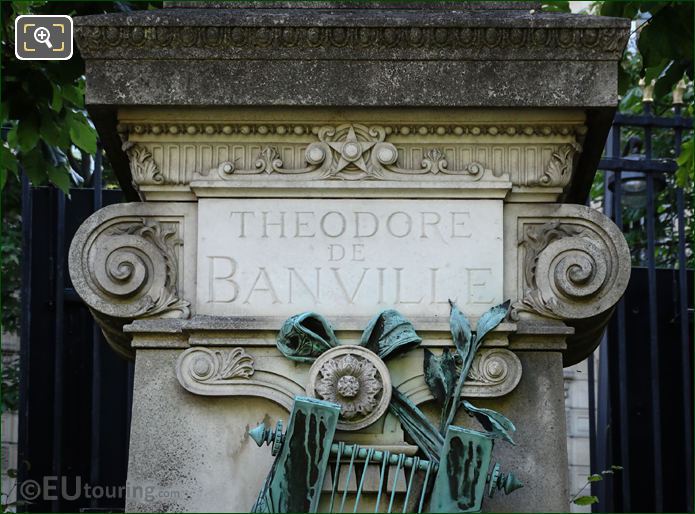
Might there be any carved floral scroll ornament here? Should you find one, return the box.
[205,123,492,181]
[179,347,255,384]
[69,211,191,357]
[123,141,164,186]
[532,142,582,187]
[510,216,631,321]
[71,217,189,319]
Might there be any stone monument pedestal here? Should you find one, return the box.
[71,3,630,511]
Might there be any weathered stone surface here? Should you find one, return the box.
[75,7,628,201]
[68,202,197,357]
[504,203,631,365]
[197,198,504,319]
[117,108,582,203]
[164,2,542,10]
[68,2,632,512]
[76,9,628,108]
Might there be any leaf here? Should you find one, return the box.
[423,348,457,407]
[20,146,49,186]
[6,125,18,150]
[587,474,603,482]
[50,83,63,112]
[601,470,614,475]
[676,138,694,188]
[0,146,18,190]
[16,113,40,152]
[611,465,624,471]
[573,496,599,506]
[40,114,69,148]
[389,387,444,463]
[448,300,472,359]
[462,400,516,445]
[475,300,510,345]
[541,1,570,13]
[61,84,84,108]
[1,145,18,174]
[47,165,71,194]
[67,111,97,154]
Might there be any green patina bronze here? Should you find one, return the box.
[252,396,341,513]
[360,309,422,360]
[275,311,339,362]
[254,303,522,513]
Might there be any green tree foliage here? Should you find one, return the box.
[600,2,693,99]
[1,1,156,192]
[1,2,156,353]
[591,2,694,268]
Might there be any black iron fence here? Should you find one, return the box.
[591,94,693,512]
[17,149,132,512]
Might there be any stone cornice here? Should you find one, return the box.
[75,13,629,60]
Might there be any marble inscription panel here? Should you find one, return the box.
[197,198,503,318]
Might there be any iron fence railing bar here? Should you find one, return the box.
[613,112,693,129]
[673,102,693,511]
[606,125,632,513]
[594,88,693,510]
[90,145,104,508]
[643,101,664,513]
[597,158,677,172]
[17,172,33,510]
[51,188,66,512]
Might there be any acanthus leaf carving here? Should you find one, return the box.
[183,347,255,383]
[123,142,164,186]
[534,142,582,187]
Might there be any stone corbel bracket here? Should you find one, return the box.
[505,204,631,365]
[68,202,197,358]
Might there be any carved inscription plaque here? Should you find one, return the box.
[197,199,503,318]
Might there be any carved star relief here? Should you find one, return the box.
[327,126,375,173]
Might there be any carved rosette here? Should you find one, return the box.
[307,345,392,431]
[511,211,631,321]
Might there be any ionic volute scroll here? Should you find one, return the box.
[69,203,194,358]
[508,205,631,363]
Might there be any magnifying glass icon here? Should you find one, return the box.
[34,26,52,48]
